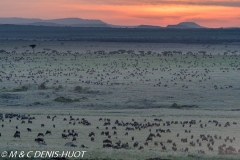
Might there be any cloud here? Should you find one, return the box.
[131,15,181,20]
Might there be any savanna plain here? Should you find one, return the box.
[0,40,240,160]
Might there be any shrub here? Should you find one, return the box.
[33,102,41,105]
[108,91,113,94]
[54,97,73,103]
[12,86,28,92]
[38,83,47,90]
[55,85,63,91]
[0,49,6,53]
[74,86,83,93]
[73,98,80,102]
[54,97,88,102]
[83,87,90,92]
[170,103,182,109]
[80,96,88,100]
[74,86,92,93]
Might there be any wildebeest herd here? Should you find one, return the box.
[0,41,240,159]
[1,112,240,159]
[0,41,239,110]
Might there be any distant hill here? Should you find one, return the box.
[1,17,240,29]
[26,22,61,26]
[45,18,108,26]
[136,25,162,29]
[0,17,109,27]
[167,22,205,28]
[0,17,210,29]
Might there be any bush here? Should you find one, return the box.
[33,102,41,105]
[1,93,19,99]
[73,98,80,102]
[54,97,73,103]
[38,83,47,90]
[170,103,198,109]
[54,96,89,103]
[55,85,63,91]
[170,103,182,109]
[12,86,28,92]
[74,86,83,93]
[74,86,92,93]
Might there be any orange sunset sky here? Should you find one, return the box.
[0,0,240,28]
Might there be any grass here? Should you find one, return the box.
[0,108,240,160]
[0,40,240,159]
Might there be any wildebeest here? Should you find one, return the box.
[14,133,20,138]
[103,139,112,144]
[133,141,138,147]
[146,136,152,141]
[121,143,129,149]
[89,132,95,137]
[62,133,68,139]
[172,146,177,151]
[105,131,109,136]
[37,133,44,137]
[72,137,76,141]
[103,144,112,148]
[115,140,121,146]
[35,138,44,143]
[167,139,172,143]
[198,150,205,154]
[65,142,77,147]
[162,146,166,150]
[73,132,78,137]
[138,146,144,150]
[181,138,187,143]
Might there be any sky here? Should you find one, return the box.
[0,0,240,28]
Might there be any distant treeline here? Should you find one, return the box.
[0,24,240,44]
